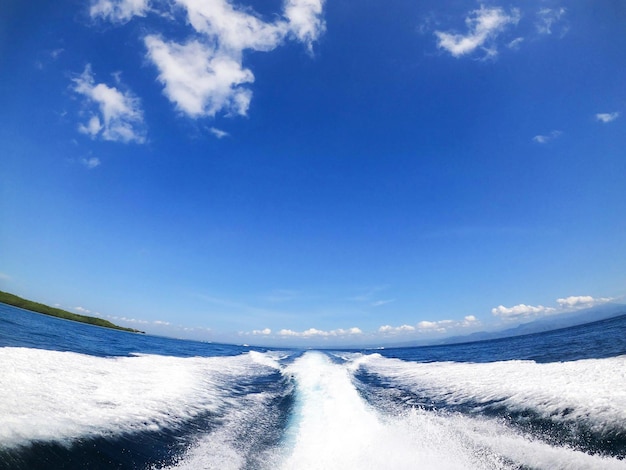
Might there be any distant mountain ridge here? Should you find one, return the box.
[436,303,626,346]
[385,303,626,349]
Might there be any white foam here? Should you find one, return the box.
[393,407,626,470]
[275,351,498,469]
[273,352,626,470]
[6,347,625,469]
[160,389,281,470]
[352,354,626,432]
[0,347,278,448]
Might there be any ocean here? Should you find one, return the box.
[1,302,625,469]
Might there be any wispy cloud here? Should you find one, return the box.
[532,130,562,144]
[144,0,325,119]
[90,0,150,23]
[72,65,146,143]
[263,289,300,303]
[434,6,520,58]
[536,7,568,36]
[74,306,91,314]
[349,285,389,302]
[596,112,620,123]
[208,127,230,139]
[81,156,101,169]
[507,37,524,50]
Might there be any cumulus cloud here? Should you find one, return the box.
[462,315,477,326]
[536,7,567,35]
[253,328,272,335]
[596,112,620,123]
[557,295,613,309]
[283,0,327,51]
[72,65,146,143]
[278,326,362,338]
[492,295,614,319]
[434,6,520,58]
[145,37,253,118]
[491,303,555,318]
[380,316,479,335]
[532,130,562,143]
[90,0,150,23]
[378,324,415,333]
[144,0,325,118]
[74,306,91,314]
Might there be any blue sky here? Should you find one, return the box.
[1,0,625,347]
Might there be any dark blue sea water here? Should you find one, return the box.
[1,302,625,469]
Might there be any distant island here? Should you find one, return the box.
[0,290,144,334]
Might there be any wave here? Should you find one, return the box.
[351,353,626,431]
[0,346,282,449]
[2,347,625,469]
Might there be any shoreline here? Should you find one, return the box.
[0,291,144,334]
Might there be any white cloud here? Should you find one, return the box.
[74,306,91,314]
[145,37,254,118]
[371,299,395,307]
[417,319,454,332]
[380,316,479,335]
[144,0,325,118]
[596,112,620,123]
[507,37,524,49]
[153,320,171,326]
[283,0,327,51]
[532,130,562,143]
[434,6,520,58]
[493,295,615,319]
[462,315,478,326]
[253,328,272,335]
[278,326,362,338]
[491,303,555,318]
[90,0,150,23]
[72,65,146,143]
[557,295,613,309]
[81,157,101,169]
[209,127,230,139]
[536,7,567,35]
[378,324,415,333]
[111,315,150,324]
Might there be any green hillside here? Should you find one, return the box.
[0,290,144,334]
